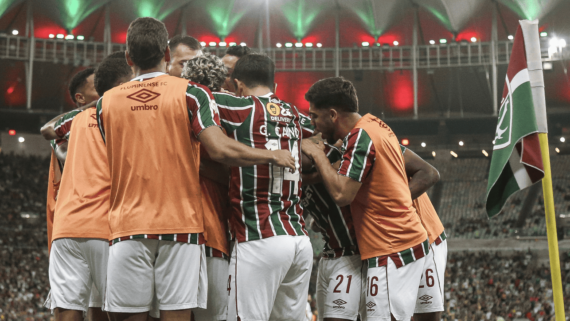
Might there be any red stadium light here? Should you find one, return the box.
[7,86,15,94]
[8,129,16,136]
[401,138,409,146]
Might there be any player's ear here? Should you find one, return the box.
[75,93,85,105]
[329,108,338,122]
[234,79,245,96]
[273,82,278,94]
[125,51,135,67]
[164,46,171,63]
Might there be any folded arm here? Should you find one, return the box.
[403,148,440,199]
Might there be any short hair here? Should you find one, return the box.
[126,17,169,70]
[231,54,274,89]
[68,68,95,103]
[181,55,227,92]
[169,35,202,53]
[305,77,359,113]
[94,51,133,96]
[225,45,251,58]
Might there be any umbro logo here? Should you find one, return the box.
[127,89,161,103]
[332,299,346,309]
[419,295,433,304]
[366,301,376,311]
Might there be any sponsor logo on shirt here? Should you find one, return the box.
[126,89,161,103]
[266,102,293,123]
[332,299,347,309]
[419,295,433,304]
[366,301,376,311]
[131,104,159,111]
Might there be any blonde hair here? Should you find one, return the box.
[181,54,227,92]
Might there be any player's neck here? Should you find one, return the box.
[241,86,271,97]
[338,113,362,140]
[133,62,167,78]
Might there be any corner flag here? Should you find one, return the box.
[485,20,546,218]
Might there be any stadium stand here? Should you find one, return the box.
[1,152,570,320]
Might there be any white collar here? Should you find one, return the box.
[259,92,274,98]
[131,72,167,82]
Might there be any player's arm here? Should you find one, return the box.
[402,147,440,199]
[54,141,68,164]
[40,101,97,140]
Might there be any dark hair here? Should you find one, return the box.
[126,17,169,70]
[225,45,251,58]
[231,54,274,89]
[305,77,359,112]
[181,55,227,92]
[94,51,133,96]
[169,35,202,53]
[69,68,95,103]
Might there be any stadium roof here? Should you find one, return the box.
[1,0,569,46]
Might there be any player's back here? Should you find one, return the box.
[98,73,205,239]
[214,92,309,242]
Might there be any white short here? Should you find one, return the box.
[316,255,364,321]
[105,239,207,313]
[361,256,425,321]
[227,235,313,321]
[193,257,230,321]
[47,238,108,312]
[414,240,447,314]
[90,283,102,308]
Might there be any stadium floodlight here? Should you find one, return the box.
[8,129,16,136]
[57,34,64,39]
[459,141,464,146]
[470,37,477,42]
[65,35,74,40]
[450,151,458,158]
[439,39,447,44]
[555,147,560,153]
[482,150,489,157]
[18,137,25,143]
[316,43,322,47]
[401,138,409,146]
[393,41,399,46]
[209,42,217,47]
[295,42,303,48]
[49,34,55,39]
[362,42,370,47]
[229,42,237,46]
[421,142,426,148]
[432,151,436,157]
[240,42,247,46]
[561,137,566,143]
[219,42,227,47]
[540,32,548,37]
[429,40,435,45]
[276,43,282,48]
[305,42,313,47]
[77,35,85,40]
[508,35,514,40]
[200,41,206,47]
[12,30,18,35]
[543,62,553,70]
[285,42,293,48]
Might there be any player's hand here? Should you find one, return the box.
[301,139,325,161]
[271,150,296,173]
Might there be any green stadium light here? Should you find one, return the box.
[209,42,217,47]
[285,42,293,48]
[295,42,303,48]
[361,42,370,47]
[439,39,447,44]
[56,34,64,39]
[305,42,313,47]
[65,35,74,40]
[219,42,227,47]
[77,35,84,40]
[540,32,547,37]
[229,42,237,46]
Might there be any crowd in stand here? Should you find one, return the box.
[1,153,570,320]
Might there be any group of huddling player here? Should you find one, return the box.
[41,17,448,321]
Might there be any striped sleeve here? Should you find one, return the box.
[338,128,375,183]
[54,109,82,140]
[400,144,406,154]
[298,111,314,138]
[50,139,67,152]
[95,97,105,143]
[186,82,222,137]
[212,92,254,133]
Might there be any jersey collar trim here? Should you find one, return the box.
[131,72,167,82]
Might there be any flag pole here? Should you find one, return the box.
[538,133,565,320]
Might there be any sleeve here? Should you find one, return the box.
[400,144,407,155]
[337,128,376,183]
[95,97,105,143]
[186,82,222,137]
[212,92,254,134]
[298,111,314,138]
[54,109,82,140]
[50,139,67,152]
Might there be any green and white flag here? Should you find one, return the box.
[486,20,547,218]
